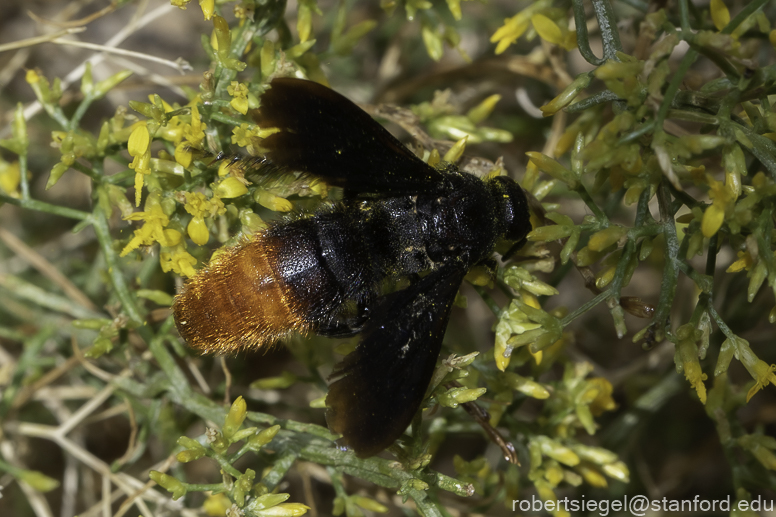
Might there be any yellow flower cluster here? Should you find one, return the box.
[182,191,226,245]
[120,193,198,278]
[490,1,576,55]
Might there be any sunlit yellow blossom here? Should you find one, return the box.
[187,217,209,245]
[128,123,152,206]
[531,14,562,45]
[587,378,617,416]
[184,191,225,218]
[232,123,257,147]
[227,81,250,114]
[297,1,313,43]
[0,159,21,197]
[120,202,171,256]
[701,178,733,238]
[726,250,755,273]
[710,0,730,31]
[202,493,231,515]
[724,336,776,401]
[199,0,214,20]
[745,360,776,402]
[255,189,293,212]
[540,73,591,116]
[575,463,608,488]
[232,123,279,150]
[587,226,628,252]
[675,324,707,403]
[490,11,531,55]
[160,245,198,277]
[701,203,725,237]
[16,469,60,492]
[182,191,226,245]
[216,176,249,198]
[174,143,193,168]
[443,136,467,163]
[258,502,311,516]
[26,69,40,84]
[183,103,205,147]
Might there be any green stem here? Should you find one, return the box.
[665,109,718,125]
[213,455,243,479]
[605,189,652,335]
[0,192,91,220]
[575,185,608,222]
[566,90,620,113]
[559,288,611,328]
[648,182,681,343]
[71,161,104,184]
[473,285,501,317]
[591,0,623,60]
[705,303,736,340]
[261,450,299,491]
[18,154,30,201]
[572,0,605,66]
[69,95,95,131]
[91,206,144,325]
[616,121,655,146]
[685,39,740,81]
[722,0,770,35]
[655,49,698,131]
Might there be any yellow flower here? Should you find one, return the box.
[227,81,250,115]
[184,191,225,218]
[540,73,592,117]
[120,200,171,256]
[187,217,209,245]
[174,143,193,168]
[254,190,293,212]
[181,192,225,245]
[701,178,733,238]
[710,0,730,31]
[223,396,248,439]
[160,245,198,278]
[258,503,311,516]
[443,136,468,163]
[232,123,279,150]
[0,158,21,197]
[745,360,776,402]
[531,14,562,46]
[726,250,754,273]
[675,324,707,404]
[587,378,617,416]
[128,123,152,207]
[725,336,776,402]
[202,493,231,515]
[575,463,608,488]
[490,11,531,55]
[232,123,257,148]
[199,0,214,20]
[215,177,249,198]
[183,103,205,147]
[588,226,628,252]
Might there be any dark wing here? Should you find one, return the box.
[326,267,466,457]
[253,77,448,196]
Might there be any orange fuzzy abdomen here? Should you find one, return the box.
[173,234,310,354]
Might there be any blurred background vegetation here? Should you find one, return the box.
[1,0,775,515]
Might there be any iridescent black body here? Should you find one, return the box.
[271,169,527,337]
[173,78,531,458]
